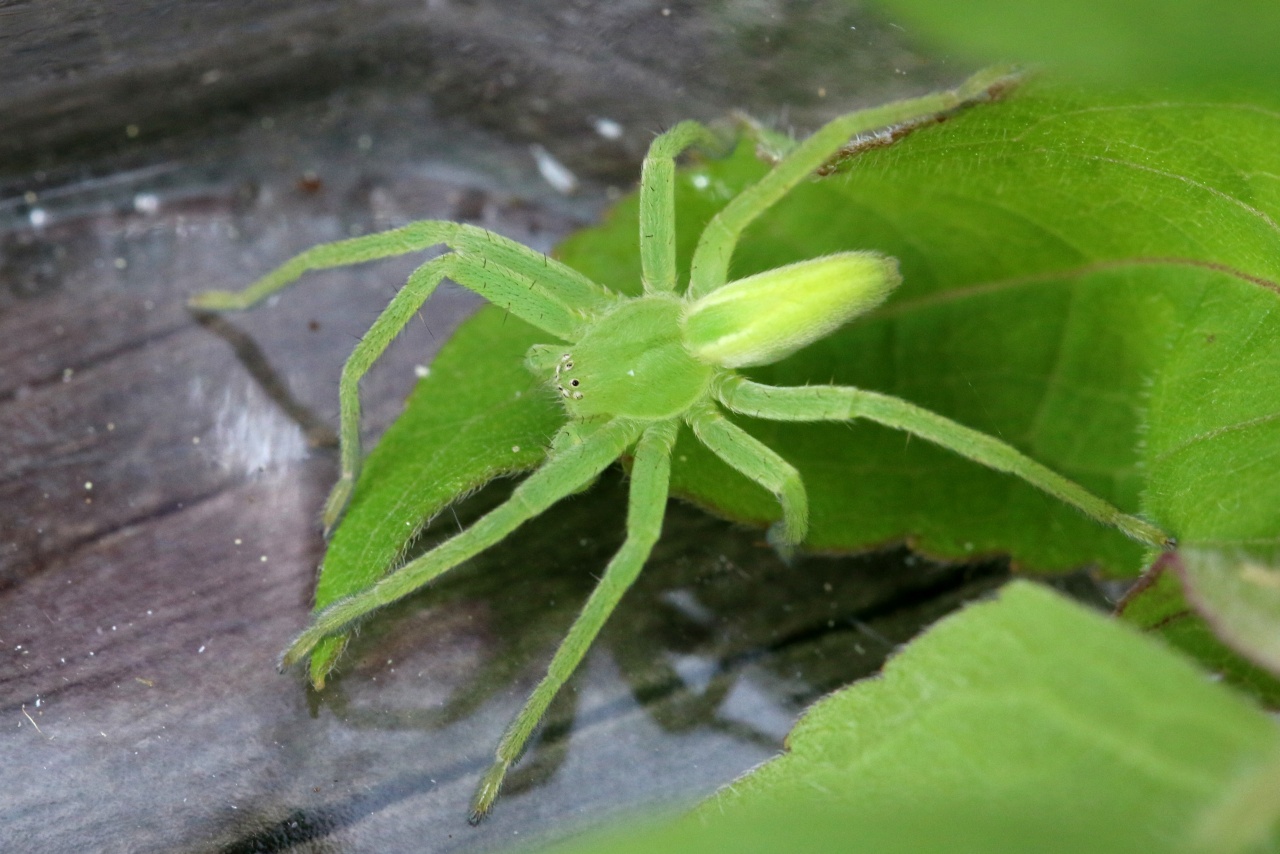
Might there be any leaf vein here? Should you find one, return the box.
[1153,409,1280,465]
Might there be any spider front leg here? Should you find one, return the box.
[686,65,1020,299]
[469,419,678,824]
[189,220,614,316]
[639,121,724,293]
[279,417,647,669]
[318,253,457,529]
[714,375,1173,549]
[193,228,614,530]
[322,247,619,529]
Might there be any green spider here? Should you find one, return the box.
[191,66,1172,822]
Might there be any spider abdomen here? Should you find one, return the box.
[684,252,900,368]
[557,295,714,421]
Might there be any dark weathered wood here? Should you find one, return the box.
[0,4,1025,851]
[1,0,952,184]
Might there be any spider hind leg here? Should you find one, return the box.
[469,419,678,823]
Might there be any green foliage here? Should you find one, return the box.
[292,30,1280,838]
[317,77,1280,689]
[1177,549,1280,677]
[868,0,1280,93]
[525,583,1280,854]
[564,78,1280,572]
[1119,562,1280,708]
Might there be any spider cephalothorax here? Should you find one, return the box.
[191,66,1172,823]
[533,295,715,420]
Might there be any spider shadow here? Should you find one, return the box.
[190,309,339,450]
[191,301,1017,809]
[301,466,1015,803]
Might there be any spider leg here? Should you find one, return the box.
[638,122,724,294]
[687,401,809,546]
[714,376,1173,549]
[279,417,646,670]
[686,66,1020,299]
[189,220,616,316]
[468,419,678,824]
[315,249,578,528]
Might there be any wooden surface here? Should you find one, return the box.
[0,4,1024,851]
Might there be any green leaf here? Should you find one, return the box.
[562,78,1280,572]
[866,0,1280,93]
[307,309,560,681]
[525,582,1280,854]
[1118,560,1280,708]
[313,78,1280,677]
[1136,208,1280,682]
[1181,549,1280,677]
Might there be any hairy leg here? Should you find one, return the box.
[189,219,616,317]
[686,66,1020,299]
[639,121,724,294]
[715,376,1172,548]
[280,417,647,669]
[469,419,679,823]
[318,250,601,529]
[686,401,809,545]
[320,254,451,530]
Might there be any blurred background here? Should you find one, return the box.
[0,3,1025,851]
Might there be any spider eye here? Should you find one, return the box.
[570,379,580,387]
